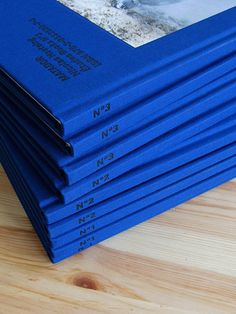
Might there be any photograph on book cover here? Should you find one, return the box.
[58,0,236,47]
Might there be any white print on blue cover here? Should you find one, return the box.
[59,0,236,47]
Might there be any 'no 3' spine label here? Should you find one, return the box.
[96,152,114,168]
[93,103,111,119]
[92,173,110,188]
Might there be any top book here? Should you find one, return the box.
[0,0,235,138]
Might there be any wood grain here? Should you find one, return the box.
[0,165,236,314]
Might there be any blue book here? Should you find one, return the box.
[4,137,235,249]
[1,67,236,187]
[1,51,236,158]
[2,116,236,250]
[1,54,235,168]
[1,130,236,262]
[0,115,235,226]
[0,0,235,139]
[48,144,236,239]
[2,99,236,204]
[48,164,236,262]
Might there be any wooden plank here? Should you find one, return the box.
[0,166,236,314]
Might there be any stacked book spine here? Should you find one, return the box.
[0,0,235,263]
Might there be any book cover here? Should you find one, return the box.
[0,0,235,137]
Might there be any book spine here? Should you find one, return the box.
[51,166,236,262]
[2,70,236,211]
[2,95,235,224]
[49,155,236,248]
[62,31,236,138]
[4,135,234,260]
[66,62,236,184]
[69,52,236,158]
[48,145,236,239]
[61,92,236,204]
[47,126,236,224]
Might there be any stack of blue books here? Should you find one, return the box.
[0,0,236,263]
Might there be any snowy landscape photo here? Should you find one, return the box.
[58,0,236,47]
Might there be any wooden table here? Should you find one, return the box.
[0,165,236,313]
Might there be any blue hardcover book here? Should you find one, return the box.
[0,0,235,139]
[47,164,236,262]
[1,131,236,262]
[1,132,236,250]
[1,51,236,157]
[2,99,236,204]
[1,54,236,168]
[2,91,236,201]
[1,67,236,187]
[48,145,236,238]
[1,115,235,226]
[4,135,235,249]
[3,124,236,242]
